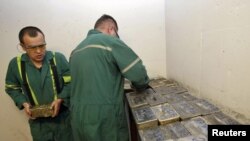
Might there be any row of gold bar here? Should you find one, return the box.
[125,77,240,141]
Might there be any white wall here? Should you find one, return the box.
[166,0,250,122]
[0,0,166,140]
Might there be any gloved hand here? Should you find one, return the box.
[131,84,155,94]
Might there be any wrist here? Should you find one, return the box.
[56,98,63,103]
[23,102,30,107]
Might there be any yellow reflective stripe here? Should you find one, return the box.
[17,55,38,105]
[71,44,112,57]
[52,51,57,99]
[5,84,21,89]
[122,57,140,74]
[84,45,112,51]
[26,74,39,105]
[63,76,71,83]
[52,52,57,65]
[17,53,59,104]
[49,65,58,100]
[17,55,22,80]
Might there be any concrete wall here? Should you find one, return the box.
[165,0,250,122]
[2,0,250,140]
[0,0,166,140]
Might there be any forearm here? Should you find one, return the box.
[123,62,150,90]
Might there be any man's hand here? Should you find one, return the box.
[23,102,35,119]
[51,99,63,117]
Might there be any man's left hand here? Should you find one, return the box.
[51,99,63,117]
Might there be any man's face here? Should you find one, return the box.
[21,32,46,63]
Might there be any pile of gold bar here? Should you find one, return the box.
[30,104,53,118]
[125,77,241,141]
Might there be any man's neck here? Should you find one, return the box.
[32,61,43,69]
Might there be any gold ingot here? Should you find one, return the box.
[181,116,208,136]
[160,122,192,139]
[126,92,148,109]
[30,104,53,118]
[132,106,158,129]
[145,93,166,106]
[151,103,180,125]
[138,126,166,141]
[191,99,220,116]
[172,101,201,120]
[149,77,176,88]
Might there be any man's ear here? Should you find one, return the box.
[20,43,26,51]
[20,43,25,48]
[107,26,113,35]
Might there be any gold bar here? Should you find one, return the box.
[172,101,201,120]
[126,92,148,108]
[151,103,180,125]
[181,116,208,136]
[30,104,53,118]
[192,99,220,115]
[132,106,158,129]
[138,126,166,141]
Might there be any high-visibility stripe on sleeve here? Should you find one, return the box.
[122,57,140,74]
[63,76,71,83]
[71,44,112,57]
[85,45,112,51]
[5,84,21,90]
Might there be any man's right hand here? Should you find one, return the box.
[22,102,35,119]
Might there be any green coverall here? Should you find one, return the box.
[5,51,72,141]
[70,29,149,141]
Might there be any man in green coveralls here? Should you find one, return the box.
[5,26,72,141]
[70,14,149,141]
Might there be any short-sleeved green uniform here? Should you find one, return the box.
[70,29,149,141]
[5,51,72,141]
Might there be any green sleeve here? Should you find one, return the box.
[55,52,71,107]
[5,57,28,109]
[111,39,149,90]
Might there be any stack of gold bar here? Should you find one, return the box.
[159,125,178,140]
[132,106,158,129]
[160,122,192,139]
[30,104,53,118]
[149,77,176,88]
[151,103,180,125]
[154,85,188,95]
[145,93,166,106]
[181,116,208,136]
[163,92,199,104]
[192,99,220,115]
[179,92,198,101]
[172,101,201,120]
[126,77,241,141]
[126,92,148,108]
[177,134,207,141]
[139,122,192,141]
[202,112,241,125]
[138,126,166,141]
[163,93,186,104]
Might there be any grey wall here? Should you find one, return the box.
[0,0,166,140]
[165,0,250,121]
